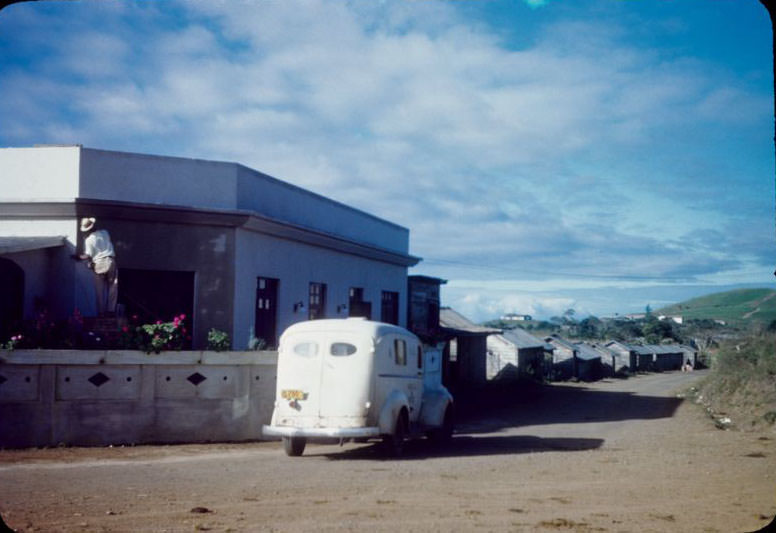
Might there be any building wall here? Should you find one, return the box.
[233,229,408,349]
[76,147,409,254]
[551,343,575,363]
[234,165,409,254]
[486,335,516,380]
[1,146,411,254]
[0,218,83,312]
[79,147,239,211]
[654,352,684,371]
[1,146,416,350]
[0,350,278,448]
[0,146,81,200]
[3,247,76,321]
[103,217,237,349]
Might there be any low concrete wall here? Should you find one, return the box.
[0,350,278,448]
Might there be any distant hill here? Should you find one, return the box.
[656,288,776,327]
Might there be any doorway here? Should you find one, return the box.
[255,277,279,348]
[0,258,24,342]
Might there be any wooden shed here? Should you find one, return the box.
[486,327,546,382]
[439,307,500,392]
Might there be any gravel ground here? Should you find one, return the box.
[0,370,773,532]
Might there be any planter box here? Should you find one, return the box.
[0,350,278,448]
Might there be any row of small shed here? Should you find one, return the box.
[486,329,697,383]
[433,308,698,392]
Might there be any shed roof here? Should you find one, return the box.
[574,342,604,361]
[631,344,684,355]
[440,308,501,336]
[501,327,546,349]
[544,334,578,352]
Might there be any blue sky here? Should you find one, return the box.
[1,0,773,321]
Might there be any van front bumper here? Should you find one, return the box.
[262,425,381,439]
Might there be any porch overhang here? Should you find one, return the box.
[0,236,66,255]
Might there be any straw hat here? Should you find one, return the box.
[80,217,96,232]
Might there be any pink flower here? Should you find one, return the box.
[122,326,129,333]
[156,320,162,325]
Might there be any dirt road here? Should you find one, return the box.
[1,371,773,532]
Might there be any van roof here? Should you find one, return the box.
[280,318,418,341]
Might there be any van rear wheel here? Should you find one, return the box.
[382,411,408,457]
[283,436,306,457]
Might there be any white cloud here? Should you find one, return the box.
[0,0,772,315]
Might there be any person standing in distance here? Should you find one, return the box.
[77,217,118,316]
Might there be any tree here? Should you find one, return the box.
[643,316,680,343]
[578,316,602,339]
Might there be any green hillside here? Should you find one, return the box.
[656,288,776,327]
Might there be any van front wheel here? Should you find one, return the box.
[429,405,454,445]
[283,436,306,457]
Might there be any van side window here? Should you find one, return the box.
[394,339,407,366]
[292,342,318,358]
[331,342,357,356]
[417,345,423,369]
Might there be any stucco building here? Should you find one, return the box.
[0,146,419,349]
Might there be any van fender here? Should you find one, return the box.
[377,390,410,435]
[419,389,453,428]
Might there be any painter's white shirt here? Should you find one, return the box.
[84,229,115,261]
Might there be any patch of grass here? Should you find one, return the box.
[658,288,776,327]
[697,332,776,430]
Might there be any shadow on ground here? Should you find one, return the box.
[314,434,604,461]
[454,381,684,434]
[307,377,686,460]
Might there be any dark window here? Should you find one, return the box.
[417,345,423,369]
[331,342,357,356]
[394,339,407,366]
[308,282,326,320]
[348,287,372,319]
[292,342,319,358]
[381,291,399,325]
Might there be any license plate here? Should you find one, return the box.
[281,389,307,400]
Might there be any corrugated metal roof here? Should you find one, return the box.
[631,344,684,355]
[0,236,66,255]
[544,334,577,351]
[440,307,501,335]
[574,342,603,361]
[501,327,546,349]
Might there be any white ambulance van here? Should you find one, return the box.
[263,318,454,456]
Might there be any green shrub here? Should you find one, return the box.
[207,328,231,352]
[134,314,187,354]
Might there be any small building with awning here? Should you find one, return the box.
[439,307,500,392]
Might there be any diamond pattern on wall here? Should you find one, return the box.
[88,372,110,388]
[187,372,207,386]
